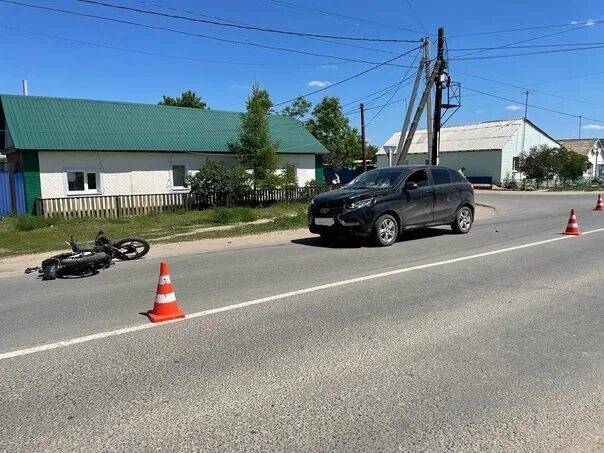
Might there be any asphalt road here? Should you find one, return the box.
[1,192,603,452]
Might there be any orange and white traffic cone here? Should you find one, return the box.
[563,209,581,236]
[594,194,604,211]
[147,261,186,323]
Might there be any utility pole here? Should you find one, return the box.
[400,59,444,160]
[521,90,529,154]
[579,116,582,139]
[424,37,433,157]
[431,28,446,166]
[393,59,425,165]
[360,103,367,172]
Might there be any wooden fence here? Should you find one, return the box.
[36,185,341,219]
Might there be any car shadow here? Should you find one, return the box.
[398,227,454,243]
[292,228,453,249]
[291,236,364,249]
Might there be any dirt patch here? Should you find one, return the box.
[1,206,494,278]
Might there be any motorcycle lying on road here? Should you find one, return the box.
[25,231,150,280]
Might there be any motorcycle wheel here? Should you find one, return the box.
[113,237,150,260]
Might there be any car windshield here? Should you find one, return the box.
[345,169,405,189]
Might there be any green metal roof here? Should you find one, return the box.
[0,94,327,154]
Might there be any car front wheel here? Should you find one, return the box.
[372,214,398,246]
[451,206,473,234]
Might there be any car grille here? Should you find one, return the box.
[311,205,344,216]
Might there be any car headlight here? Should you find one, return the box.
[346,197,374,210]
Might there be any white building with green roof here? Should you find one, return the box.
[1,94,327,211]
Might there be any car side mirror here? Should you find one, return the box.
[403,182,418,190]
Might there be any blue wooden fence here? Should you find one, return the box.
[0,171,27,215]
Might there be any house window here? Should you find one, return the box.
[512,156,520,171]
[65,170,101,195]
[171,165,187,189]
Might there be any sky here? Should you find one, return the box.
[1,0,604,147]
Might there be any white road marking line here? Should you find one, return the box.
[2,226,604,361]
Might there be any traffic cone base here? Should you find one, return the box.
[594,194,604,211]
[147,261,186,323]
[563,209,581,236]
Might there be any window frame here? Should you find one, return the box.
[63,168,103,196]
[170,163,189,191]
[512,156,520,171]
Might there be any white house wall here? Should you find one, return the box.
[378,150,502,179]
[38,151,317,198]
[501,123,559,181]
[405,151,502,177]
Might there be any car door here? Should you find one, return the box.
[400,169,434,227]
[430,167,459,222]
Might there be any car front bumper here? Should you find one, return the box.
[308,209,374,237]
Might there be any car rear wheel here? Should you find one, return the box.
[372,214,398,247]
[451,206,473,234]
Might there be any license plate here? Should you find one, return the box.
[315,217,334,226]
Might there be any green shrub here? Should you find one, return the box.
[14,215,54,232]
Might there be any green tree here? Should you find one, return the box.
[188,161,253,198]
[364,143,380,164]
[281,96,312,120]
[159,90,207,109]
[188,160,229,196]
[517,145,561,179]
[556,147,590,180]
[229,166,253,196]
[281,163,297,188]
[229,82,280,186]
[518,144,590,181]
[306,96,360,170]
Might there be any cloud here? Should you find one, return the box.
[506,105,523,111]
[570,18,598,26]
[475,109,487,114]
[307,80,331,88]
[582,123,604,130]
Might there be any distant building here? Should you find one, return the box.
[377,118,559,182]
[557,138,603,179]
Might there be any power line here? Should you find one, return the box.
[118,0,406,56]
[341,80,408,108]
[0,25,353,67]
[0,0,418,67]
[456,70,603,108]
[363,78,413,107]
[448,21,602,38]
[263,0,423,34]
[274,45,423,106]
[463,86,604,123]
[449,41,604,51]
[366,50,421,125]
[74,0,421,42]
[453,23,599,59]
[403,0,428,35]
[343,95,409,116]
[461,70,604,101]
[451,44,604,60]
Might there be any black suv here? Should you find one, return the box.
[309,165,475,246]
